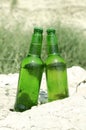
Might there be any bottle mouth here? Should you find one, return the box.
[47,28,55,34]
[34,27,43,33]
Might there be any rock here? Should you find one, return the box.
[0,66,86,130]
[76,80,86,96]
[67,66,86,87]
[67,66,86,96]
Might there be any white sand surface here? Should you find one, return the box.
[0,66,86,130]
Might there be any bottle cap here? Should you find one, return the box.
[34,27,43,33]
[47,28,56,34]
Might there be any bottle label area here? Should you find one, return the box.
[46,62,66,71]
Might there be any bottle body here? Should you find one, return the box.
[14,56,43,112]
[45,28,69,102]
[45,54,68,101]
[14,28,43,112]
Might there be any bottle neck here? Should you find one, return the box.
[47,33,58,55]
[48,44,58,55]
[29,32,42,57]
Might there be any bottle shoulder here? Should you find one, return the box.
[45,54,66,65]
[21,55,43,67]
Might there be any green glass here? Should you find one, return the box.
[14,28,44,112]
[45,29,69,102]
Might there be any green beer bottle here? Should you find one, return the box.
[45,28,69,102]
[14,27,44,112]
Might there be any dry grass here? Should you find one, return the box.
[0,20,86,74]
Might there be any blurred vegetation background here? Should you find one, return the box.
[0,0,86,73]
[0,24,86,74]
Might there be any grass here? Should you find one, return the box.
[0,24,32,73]
[0,23,86,74]
[56,25,86,69]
